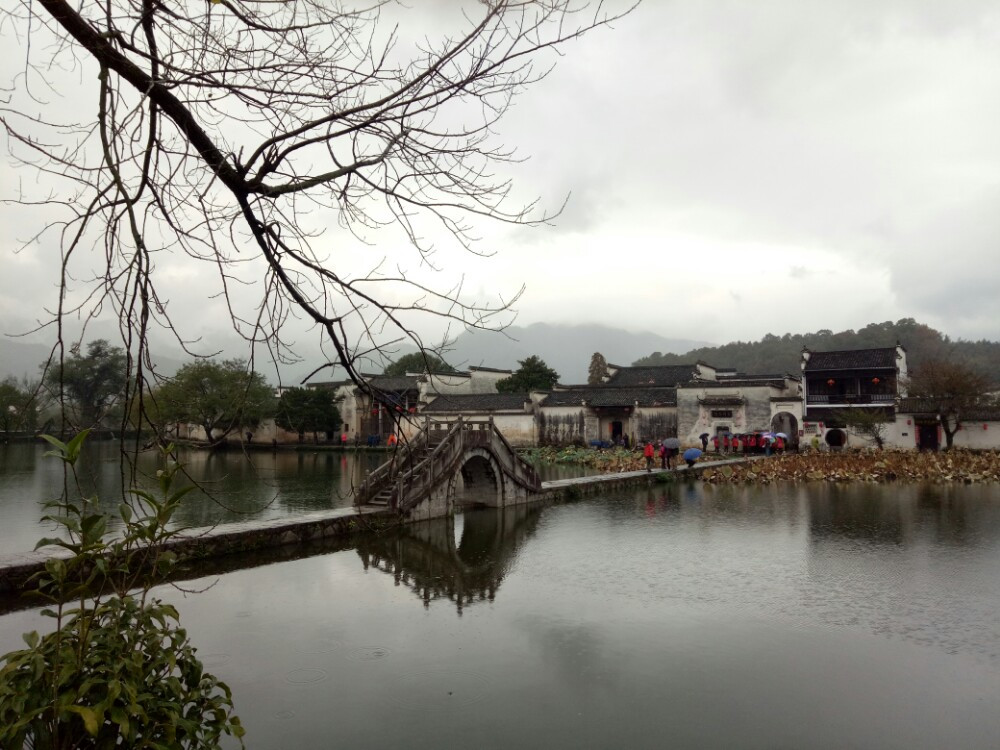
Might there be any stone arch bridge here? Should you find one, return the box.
[356,417,543,521]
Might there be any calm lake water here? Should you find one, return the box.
[0,441,593,553]
[1,470,999,748]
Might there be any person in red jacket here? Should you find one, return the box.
[643,441,655,472]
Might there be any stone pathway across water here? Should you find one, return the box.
[0,455,758,595]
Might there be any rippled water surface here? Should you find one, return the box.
[2,476,999,748]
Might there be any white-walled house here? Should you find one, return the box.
[676,374,803,447]
[800,344,907,449]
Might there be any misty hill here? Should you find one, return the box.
[0,339,53,381]
[633,319,1000,380]
[442,323,712,383]
[0,337,188,382]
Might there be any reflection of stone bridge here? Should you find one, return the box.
[356,504,543,613]
[356,418,543,520]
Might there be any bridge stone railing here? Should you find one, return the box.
[358,417,541,514]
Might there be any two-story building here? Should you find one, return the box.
[800,343,907,447]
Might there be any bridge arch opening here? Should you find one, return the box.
[457,453,502,506]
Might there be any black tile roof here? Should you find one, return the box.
[694,377,791,389]
[542,386,677,408]
[698,396,745,406]
[804,348,897,371]
[306,379,353,390]
[804,406,896,423]
[606,365,701,387]
[368,375,421,392]
[898,397,1000,421]
[422,393,530,413]
[467,365,513,374]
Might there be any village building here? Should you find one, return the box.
[676,373,802,447]
[538,385,679,445]
[290,342,997,452]
[800,344,907,448]
[894,398,1000,451]
[419,392,539,447]
[307,365,513,442]
[535,362,802,448]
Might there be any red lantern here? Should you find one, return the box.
[826,379,835,387]
[871,377,880,385]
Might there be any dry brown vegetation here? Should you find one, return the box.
[701,450,1000,484]
[528,446,1000,484]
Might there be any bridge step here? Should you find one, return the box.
[368,490,394,507]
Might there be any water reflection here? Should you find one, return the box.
[355,505,542,613]
[1,481,999,749]
[0,442,385,551]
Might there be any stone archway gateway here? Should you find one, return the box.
[771,412,799,445]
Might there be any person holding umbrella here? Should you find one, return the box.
[664,437,681,469]
[683,447,702,468]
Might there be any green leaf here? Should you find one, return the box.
[39,433,68,453]
[64,429,92,462]
[66,704,100,736]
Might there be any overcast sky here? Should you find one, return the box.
[2,0,999,366]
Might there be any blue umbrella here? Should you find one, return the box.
[682,448,702,462]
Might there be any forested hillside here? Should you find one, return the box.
[633,319,1000,381]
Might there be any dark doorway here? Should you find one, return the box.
[825,429,847,448]
[917,423,940,451]
[611,421,623,441]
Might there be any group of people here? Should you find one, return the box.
[640,431,792,472]
[707,432,786,456]
[643,440,681,471]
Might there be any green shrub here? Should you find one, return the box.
[0,431,245,748]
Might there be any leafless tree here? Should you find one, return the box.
[840,407,891,450]
[906,359,993,450]
[2,0,635,435]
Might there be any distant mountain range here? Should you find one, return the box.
[7,318,995,387]
[0,324,709,386]
[439,323,712,383]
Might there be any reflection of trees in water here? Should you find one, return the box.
[355,505,543,614]
[805,481,1000,548]
[806,483,910,545]
[0,443,386,537]
[913,483,1000,546]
